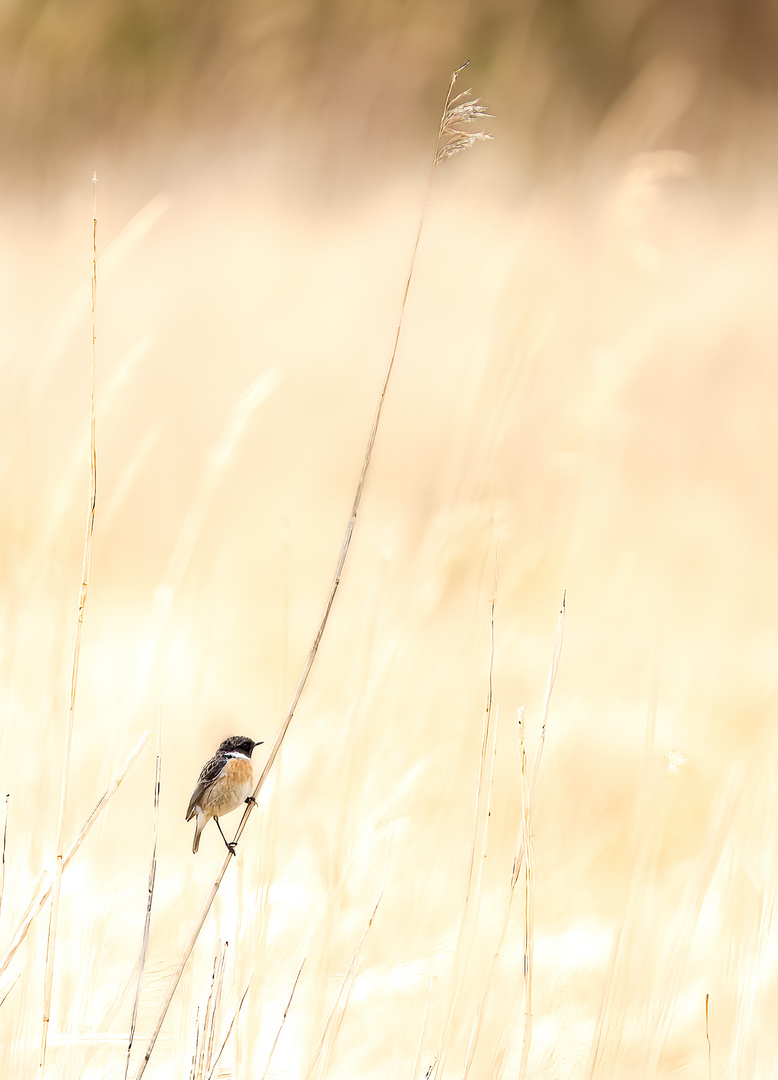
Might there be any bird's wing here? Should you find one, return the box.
[186,753,228,820]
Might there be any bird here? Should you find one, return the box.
[186,735,263,854]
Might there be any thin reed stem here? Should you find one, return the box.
[0,793,8,930]
[258,956,306,1080]
[132,369,278,709]
[466,553,498,905]
[434,550,499,1080]
[206,969,255,1080]
[0,873,46,973]
[411,976,437,1080]
[132,64,488,1080]
[40,172,99,1070]
[518,712,534,1080]
[124,719,162,1080]
[0,971,20,1008]
[208,941,229,1075]
[198,946,224,1080]
[587,649,660,1080]
[190,1007,201,1080]
[0,731,151,980]
[459,705,512,1080]
[512,593,565,889]
[459,715,501,1079]
[205,943,228,1077]
[487,595,566,1080]
[305,891,383,1080]
[706,993,712,1080]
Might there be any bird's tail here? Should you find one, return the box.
[192,813,205,854]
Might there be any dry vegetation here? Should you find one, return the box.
[2,60,778,1080]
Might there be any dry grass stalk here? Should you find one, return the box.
[26,194,168,426]
[134,369,279,708]
[132,64,490,1080]
[200,955,220,1077]
[460,977,489,1080]
[160,373,279,595]
[589,767,740,1080]
[467,556,499,906]
[434,64,493,165]
[460,706,519,1080]
[197,943,228,1080]
[643,781,740,1077]
[586,837,657,1078]
[0,793,8,930]
[0,971,20,1009]
[459,706,501,1080]
[206,968,255,1080]
[133,856,235,1078]
[481,703,500,863]
[0,872,46,974]
[258,955,306,1080]
[39,338,151,564]
[239,532,291,1077]
[538,591,565,745]
[0,730,151,980]
[302,562,389,1056]
[124,720,162,1080]
[512,593,566,890]
[517,711,534,1080]
[305,892,383,1080]
[487,596,566,1079]
[233,855,249,1080]
[189,1006,201,1080]
[433,553,499,1080]
[411,975,437,1080]
[205,943,229,1077]
[40,172,99,1070]
[587,657,662,1080]
[706,993,712,1080]
[434,595,563,1080]
[190,960,215,1080]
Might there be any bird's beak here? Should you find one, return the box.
[254,740,263,748]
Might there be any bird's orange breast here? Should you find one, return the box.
[202,756,254,816]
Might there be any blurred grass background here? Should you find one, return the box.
[1,2,778,1078]
[2,0,778,187]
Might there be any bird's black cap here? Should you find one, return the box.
[217,735,262,758]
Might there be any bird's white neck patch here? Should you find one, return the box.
[226,751,250,761]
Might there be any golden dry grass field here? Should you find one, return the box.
[2,22,778,1080]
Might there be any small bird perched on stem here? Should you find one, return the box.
[186,735,262,854]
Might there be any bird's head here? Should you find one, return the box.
[217,735,263,759]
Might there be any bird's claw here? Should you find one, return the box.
[245,796,257,807]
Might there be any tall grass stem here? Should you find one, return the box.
[206,969,255,1080]
[40,173,99,1070]
[203,943,228,1078]
[706,993,712,1080]
[132,64,485,1079]
[305,891,382,1080]
[0,731,151,980]
[434,550,498,1079]
[518,712,534,1080]
[0,794,8,930]
[124,717,162,1079]
[411,975,437,1080]
[258,955,306,1080]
